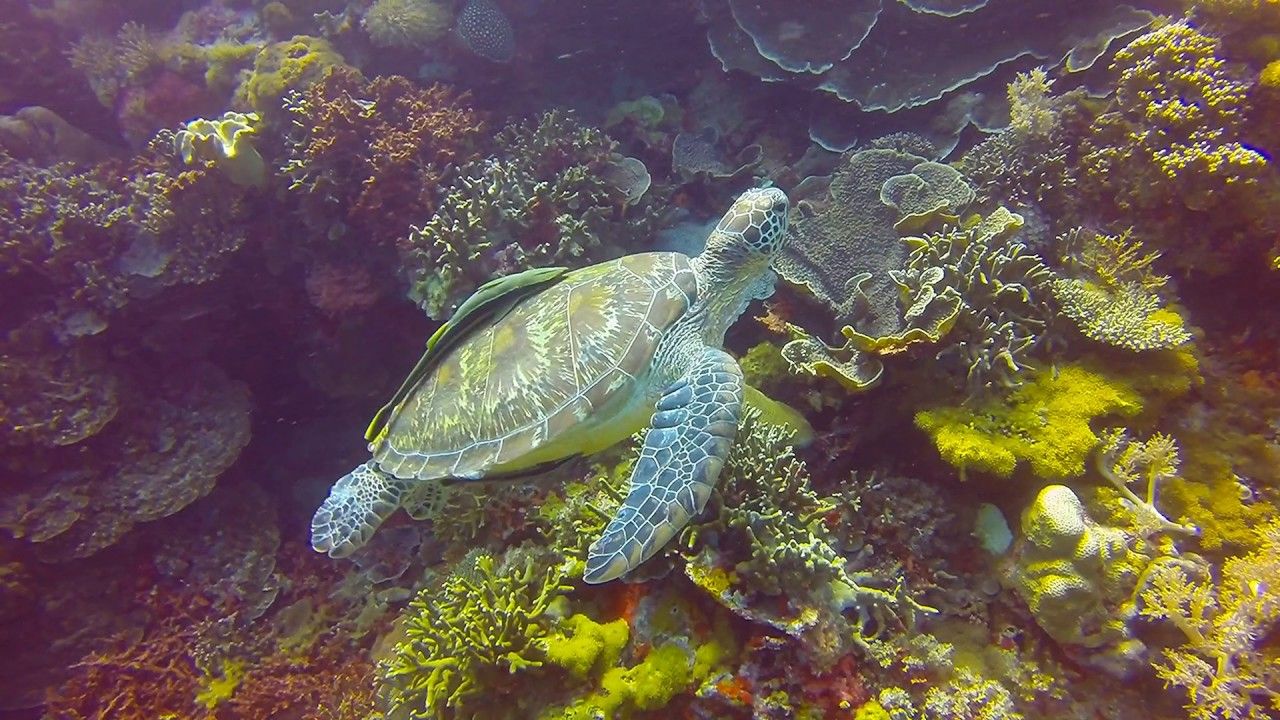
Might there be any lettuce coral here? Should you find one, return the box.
[175,111,266,188]
[915,364,1142,480]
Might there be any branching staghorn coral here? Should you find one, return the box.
[1139,519,1280,719]
[682,407,935,667]
[380,548,573,718]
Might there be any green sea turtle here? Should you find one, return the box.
[310,187,790,583]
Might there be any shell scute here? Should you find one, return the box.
[374,252,696,479]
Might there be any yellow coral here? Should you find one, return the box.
[1139,519,1280,719]
[174,111,266,188]
[915,364,1142,480]
[1083,22,1269,210]
[238,35,347,115]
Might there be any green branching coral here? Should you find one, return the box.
[402,111,662,318]
[1051,228,1191,352]
[1082,22,1269,211]
[380,548,573,718]
[683,408,934,666]
[1139,519,1280,719]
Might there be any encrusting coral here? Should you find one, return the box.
[915,363,1142,481]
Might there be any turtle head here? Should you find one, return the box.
[713,186,789,258]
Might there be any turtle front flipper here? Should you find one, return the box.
[584,347,743,584]
[311,462,409,558]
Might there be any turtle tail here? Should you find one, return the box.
[311,462,407,558]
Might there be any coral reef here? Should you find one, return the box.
[2,2,1279,719]
[1139,518,1280,719]
[400,110,663,317]
[1082,22,1268,213]
[282,66,484,247]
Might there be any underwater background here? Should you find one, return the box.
[1,0,1279,718]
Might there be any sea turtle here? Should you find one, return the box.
[310,187,790,583]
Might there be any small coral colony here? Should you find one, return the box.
[1,0,1279,718]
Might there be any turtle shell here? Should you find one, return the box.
[373,252,698,481]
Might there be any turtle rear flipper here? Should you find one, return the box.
[311,462,409,558]
[584,347,743,583]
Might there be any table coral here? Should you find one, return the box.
[704,0,1152,113]
[1051,228,1191,352]
[283,66,484,248]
